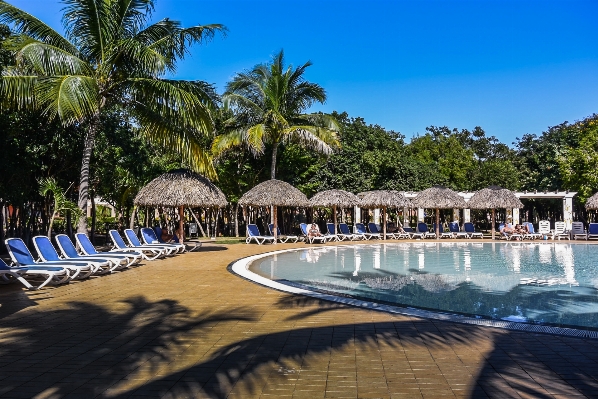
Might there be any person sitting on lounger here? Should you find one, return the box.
[501,223,515,234]
[387,223,405,234]
[308,223,323,238]
[161,228,174,242]
[514,224,528,235]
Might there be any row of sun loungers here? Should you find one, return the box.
[246,221,487,244]
[1,227,198,290]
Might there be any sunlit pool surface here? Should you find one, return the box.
[250,242,598,330]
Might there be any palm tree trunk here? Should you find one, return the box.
[271,145,278,179]
[382,207,387,240]
[77,111,101,234]
[492,209,496,240]
[178,206,185,242]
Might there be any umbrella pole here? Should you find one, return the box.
[333,205,337,233]
[273,205,278,244]
[383,207,387,240]
[436,208,440,238]
[178,205,185,242]
[492,208,496,240]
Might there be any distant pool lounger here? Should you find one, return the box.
[109,230,165,260]
[56,234,130,272]
[75,233,143,266]
[141,228,185,253]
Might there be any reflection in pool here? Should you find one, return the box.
[250,242,598,330]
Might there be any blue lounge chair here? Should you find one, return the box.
[246,224,276,245]
[109,230,165,260]
[55,234,130,271]
[417,222,436,239]
[338,223,361,241]
[125,229,177,255]
[75,233,143,265]
[403,227,423,239]
[324,223,341,242]
[449,222,468,239]
[433,223,454,239]
[153,226,201,251]
[32,235,106,277]
[588,223,598,240]
[6,237,90,280]
[300,223,327,244]
[268,224,299,243]
[463,222,483,239]
[141,228,185,253]
[355,223,378,240]
[0,257,69,290]
[522,223,542,240]
[368,223,395,239]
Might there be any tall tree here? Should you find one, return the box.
[0,0,224,232]
[212,50,340,179]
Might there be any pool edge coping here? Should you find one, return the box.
[228,244,598,340]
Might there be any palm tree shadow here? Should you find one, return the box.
[2,292,597,398]
[0,283,44,319]
[0,296,256,398]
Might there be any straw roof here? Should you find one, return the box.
[411,186,467,209]
[585,192,598,209]
[359,190,412,208]
[134,169,228,207]
[467,185,523,209]
[310,189,361,207]
[238,179,309,207]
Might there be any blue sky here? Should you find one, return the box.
[7,0,598,145]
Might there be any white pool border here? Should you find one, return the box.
[229,243,598,339]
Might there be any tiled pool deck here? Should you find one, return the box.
[1,240,597,398]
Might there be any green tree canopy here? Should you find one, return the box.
[0,0,224,232]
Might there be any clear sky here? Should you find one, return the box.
[6,0,598,145]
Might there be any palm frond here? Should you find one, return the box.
[0,73,37,109]
[18,40,92,76]
[148,24,225,63]
[284,125,340,155]
[223,92,264,118]
[107,36,172,76]
[211,129,246,157]
[0,1,78,54]
[301,113,341,131]
[36,75,100,125]
[123,77,214,133]
[62,0,111,61]
[246,124,266,154]
[112,0,154,37]
[133,106,216,177]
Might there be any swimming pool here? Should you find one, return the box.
[244,242,598,331]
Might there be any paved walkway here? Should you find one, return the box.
[0,241,597,398]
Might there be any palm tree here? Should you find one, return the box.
[212,50,340,179]
[0,0,224,232]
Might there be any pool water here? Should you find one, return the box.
[250,242,598,330]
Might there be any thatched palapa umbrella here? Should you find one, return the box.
[134,169,228,240]
[467,185,523,240]
[585,192,598,210]
[412,186,467,238]
[310,189,361,233]
[239,179,309,243]
[359,190,412,239]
